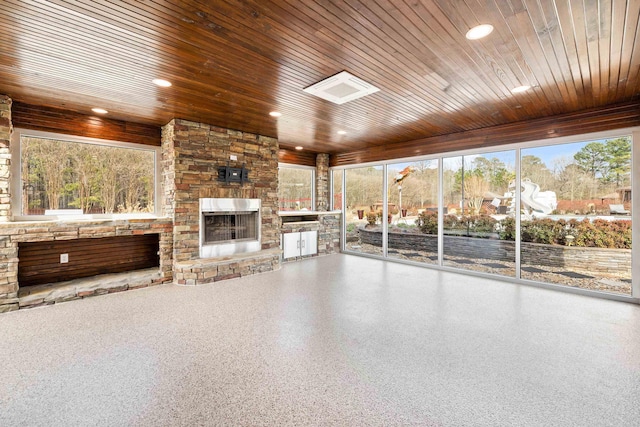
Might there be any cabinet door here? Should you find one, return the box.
[282,233,301,259]
[300,230,318,256]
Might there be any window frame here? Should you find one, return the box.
[277,163,316,212]
[10,128,162,221]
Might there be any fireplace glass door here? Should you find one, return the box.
[203,211,258,244]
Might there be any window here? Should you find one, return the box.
[331,168,343,210]
[278,164,315,211]
[334,129,636,300]
[386,159,439,264]
[344,165,384,256]
[442,151,515,277]
[11,129,159,218]
[519,137,632,294]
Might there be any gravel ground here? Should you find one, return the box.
[346,241,631,296]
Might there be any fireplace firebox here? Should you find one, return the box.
[200,198,261,258]
[203,211,258,243]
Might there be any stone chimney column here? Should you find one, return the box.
[316,153,330,211]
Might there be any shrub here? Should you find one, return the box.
[444,214,463,230]
[447,214,497,234]
[471,215,498,233]
[571,218,631,249]
[417,212,497,236]
[520,218,567,244]
[511,217,630,249]
[416,210,438,234]
[498,217,516,240]
[417,213,630,249]
[366,211,377,225]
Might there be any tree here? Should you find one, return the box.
[472,156,513,193]
[67,143,99,212]
[554,158,595,201]
[414,165,438,208]
[521,154,554,190]
[574,142,608,178]
[119,150,155,212]
[279,167,313,210]
[604,137,631,187]
[96,146,125,213]
[345,167,383,209]
[443,168,460,206]
[21,135,156,215]
[25,138,71,210]
[464,175,488,214]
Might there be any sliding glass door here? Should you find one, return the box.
[385,160,439,265]
[442,151,516,277]
[520,138,632,295]
[344,166,384,256]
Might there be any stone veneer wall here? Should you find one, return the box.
[162,119,281,284]
[0,219,174,312]
[315,153,330,211]
[0,96,11,222]
[280,212,341,261]
[161,120,176,219]
[316,212,340,255]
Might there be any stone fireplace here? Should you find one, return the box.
[163,119,281,285]
[0,98,341,312]
[199,198,261,258]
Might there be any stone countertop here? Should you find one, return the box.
[278,210,341,216]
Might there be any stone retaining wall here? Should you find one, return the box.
[358,228,631,275]
[519,242,631,276]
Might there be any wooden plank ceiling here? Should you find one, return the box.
[1,0,639,162]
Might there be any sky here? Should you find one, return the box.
[522,140,590,167]
[387,136,627,173]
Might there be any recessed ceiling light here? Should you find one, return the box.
[269,111,282,117]
[152,78,172,87]
[337,130,347,135]
[466,24,494,40]
[91,108,108,114]
[295,146,303,150]
[511,85,531,93]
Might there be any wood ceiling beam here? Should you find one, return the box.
[331,101,640,166]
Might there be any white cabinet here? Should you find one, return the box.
[282,233,300,259]
[282,231,317,259]
[300,231,317,257]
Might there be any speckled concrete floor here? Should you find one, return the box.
[1,254,639,426]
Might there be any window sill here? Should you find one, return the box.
[10,213,168,223]
[278,210,341,215]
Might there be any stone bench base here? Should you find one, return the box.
[16,268,168,310]
[173,248,281,285]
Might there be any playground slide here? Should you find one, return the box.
[520,180,556,215]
